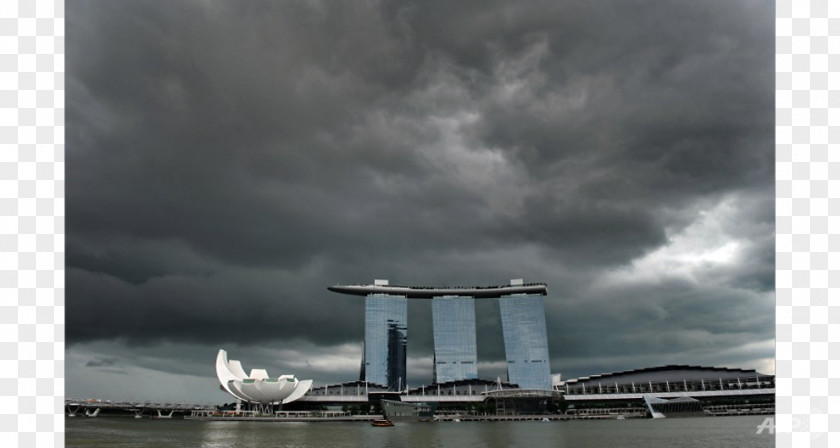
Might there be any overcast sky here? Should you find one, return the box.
[66,0,774,404]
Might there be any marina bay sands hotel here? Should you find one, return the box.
[328,279,552,391]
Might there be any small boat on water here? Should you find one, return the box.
[371,419,394,427]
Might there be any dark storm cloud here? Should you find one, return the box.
[85,357,117,368]
[67,0,774,397]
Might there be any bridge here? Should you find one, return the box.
[65,399,216,418]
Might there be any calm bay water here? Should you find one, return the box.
[66,416,774,448]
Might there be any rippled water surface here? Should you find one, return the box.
[66,415,774,448]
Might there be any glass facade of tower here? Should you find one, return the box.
[364,294,407,391]
[499,294,551,390]
[431,296,478,383]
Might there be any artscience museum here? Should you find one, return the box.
[215,349,313,406]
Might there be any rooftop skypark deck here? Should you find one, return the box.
[327,281,548,299]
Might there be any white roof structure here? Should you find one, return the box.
[215,349,313,404]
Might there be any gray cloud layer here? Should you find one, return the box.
[67,0,774,400]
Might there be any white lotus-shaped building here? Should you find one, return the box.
[215,349,313,404]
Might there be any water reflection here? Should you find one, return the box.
[67,416,773,448]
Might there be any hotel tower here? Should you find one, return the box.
[328,279,551,391]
